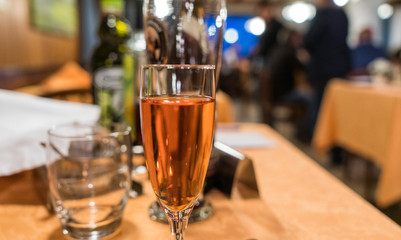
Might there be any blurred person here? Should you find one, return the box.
[251,0,285,76]
[392,48,401,66]
[221,44,240,76]
[219,44,241,98]
[351,27,387,75]
[255,1,285,66]
[304,0,350,134]
[391,48,401,85]
[268,30,308,103]
[264,29,313,141]
[304,0,350,163]
[253,1,287,121]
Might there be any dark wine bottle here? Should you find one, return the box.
[91,0,132,127]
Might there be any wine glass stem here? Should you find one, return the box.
[165,208,193,240]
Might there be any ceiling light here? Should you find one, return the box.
[333,0,349,7]
[378,3,394,20]
[282,1,316,24]
[245,17,266,36]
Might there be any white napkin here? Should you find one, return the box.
[0,89,100,176]
[215,131,276,149]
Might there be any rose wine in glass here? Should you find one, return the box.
[140,65,216,239]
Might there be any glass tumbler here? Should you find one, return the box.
[46,123,131,239]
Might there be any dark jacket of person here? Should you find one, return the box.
[268,44,303,103]
[304,7,350,89]
[258,18,284,63]
[351,44,387,70]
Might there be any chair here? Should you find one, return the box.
[216,90,235,123]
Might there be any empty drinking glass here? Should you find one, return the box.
[46,122,131,239]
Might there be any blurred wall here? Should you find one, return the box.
[345,0,383,48]
[345,0,401,52]
[78,0,99,70]
[389,6,401,52]
[0,0,78,68]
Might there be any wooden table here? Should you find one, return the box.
[313,80,401,208]
[1,123,401,239]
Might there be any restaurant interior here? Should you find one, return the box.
[1,0,401,239]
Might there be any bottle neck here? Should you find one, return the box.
[101,10,123,17]
[100,0,124,16]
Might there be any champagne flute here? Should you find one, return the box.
[143,0,226,223]
[140,64,216,239]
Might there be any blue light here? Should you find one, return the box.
[205,15,260,58]
[223,15,260,58]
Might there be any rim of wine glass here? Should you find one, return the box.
[142,64,215,70]
[48,122,131,139]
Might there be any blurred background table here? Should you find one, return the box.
[1,123,401,239]
[313,79,401,208]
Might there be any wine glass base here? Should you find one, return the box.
[148,200,214,224]
[148,201,168,224]
[189,199,214,223]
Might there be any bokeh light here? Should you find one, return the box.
[224,28,239,44]
[282,1,316,24]
[333,0,349,7]
[378,3,394,20]
[245,17,266,36]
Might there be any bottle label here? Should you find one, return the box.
[93,67,124,125]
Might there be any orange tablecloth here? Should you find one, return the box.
[1,123,401,239]
[313,79,401,207]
